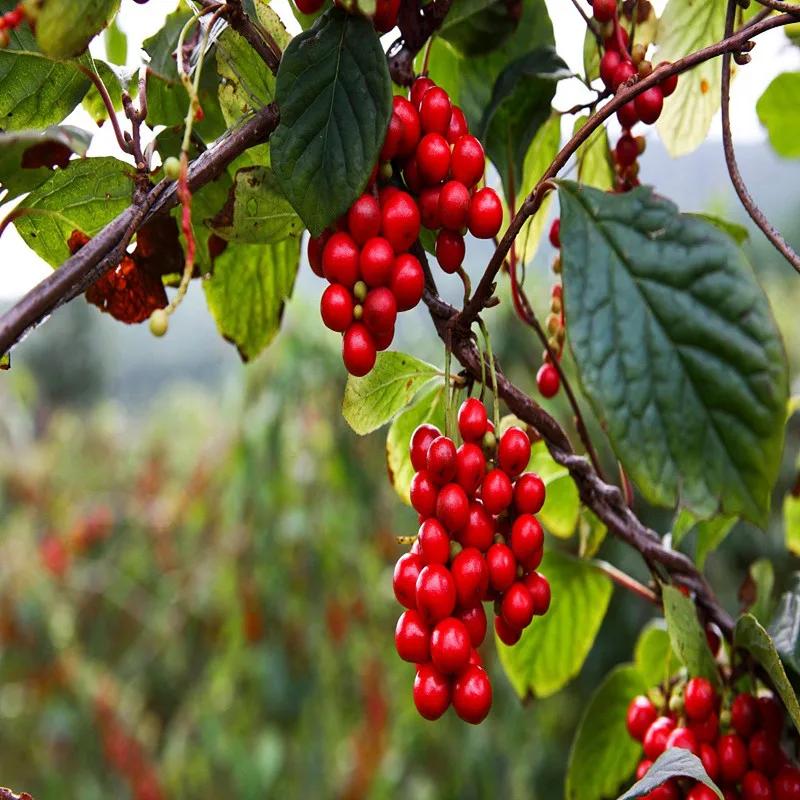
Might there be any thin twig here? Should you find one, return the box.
[571,0,603,45]
[753,0,800,14]
[594,559,660,604]
[75,64,131,156]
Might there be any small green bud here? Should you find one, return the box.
[163,156,181,181]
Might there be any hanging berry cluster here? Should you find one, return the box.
[393,398,551,724]
[308,76,504,378]
[625,676,800,799]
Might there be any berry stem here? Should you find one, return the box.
[444,328,453,440]
[478,319,500,432]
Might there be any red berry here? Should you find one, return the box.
[494,614,521,646]
[320,284,354,332]
[523,572,551,615]
[718,734,750,785]
[460,500,495,552]
[458,398,488,443]
[636,760,653,780]
[372,326,394,351]
[435,229,465,273]
[430,616,471,674]
[390,253,424,311]
[419,86,452,135]
[666,726,699,756]
[600,50,622,90]
[592,0,616,23]
[733,694,763,739]
[773,766,800,800]
[700,742,720,783]
[359,237,395,287]
[454,603,487,647]
[659,64,678,97]
[294,0,324,13]
[395,609,430,662]
[452,664,492,724]
[348,195,381,245]
[482,469,513,515]
[690,710,719,744]
[323,231,360,288]
[393,96,421,157]
[342,323,376,376]
[403,156,422,194]
[687,786,719,800]
[363,287,396,336]
[381,191,421,254]
[456,443,486,496]
[394,552,423,608]
[410,76,435,109]
[410,424,441,472]
[685,678,716,722]
[380,113,404,161]
[419,185,443,230]
[758,696,784,738]
[451,547,489,608]
[308,230,330,277]
[446,106,469,145]
[612,60,637,92]
[379,185,399,205]
[501,582,535,630]
[741,770,774,800]
[418,518,451,565]
[617,100,639,129]
[536,363,560,398]
[635,86,664,125]
[413,663,451,720]
[498,426,531,477]
[416,132,451,185]
[427,435,458,484]
[439,180,471,230]
[486,543,517,592]
[643,717,676,761]
[415,564,457,625]
[510,514,543,562]
[648,781,680,800]
[615,133,639,168]
[372,0,400,32]
[451,135,485,187]
[514,472,546,515]
[519,546,543,573]
[604,25,629,53]
[468,188,503,239]
[436,483,470,532]
[468,647,482,667]
[410,470,439,518]
[749,731,782,777]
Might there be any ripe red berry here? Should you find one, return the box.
[320,284,354,332]
[415,564,457,625]
[592,0,616,23]
[372,0,400,32]
[294,0,324,13]
[418,518,451,565]
[617,100,639,129]
[435,229,466,273]
[395,609,430,663]
[615,133,639,168]
[451,547,489,608]
[436,483,470,532]
[536,363,560,398]
[460,500,495,552]
[439,180,471,230]
[381,191,421,254]
[455,603,487,647]
[410,470,439,518]
[741,770,774,800]
[458,398,488,443]
[359,237,395,287]
[372,326,394,352]
[666,726,699,756]
[394,552,423,608]
[635,86,664,125]
[451,135,485,187]
[419,186,443,230]
[600,50,622,90]
[643,717,676,761]
[410,76,435,109]
[416,132,451,185]
[323,231,360,288]
[501,582,534,630]
[732,693,763,739]
[718,733,750,785]
[380,113,403,161]
[342,323,376,376]
[494,613,521,646]
[403,156,422,194]
[690,709,719,744]
[348,195,381,245]
[413,663,451,720]
[456,443,487,496]
[430,616,471,674]
[523,571,551,615]
[548,218,561,249]
[509,514,543,562]
[612,60,637,92]
[685,677,716,722]
[687,786,718,800]
[363,287,397,336]
[482,469,513,515]
[391,253,424,311]
[419,87,452,136]
[498,426,531,477]
[446,106,469,145]
[453,664,492,724]
[648,782,680,800]
[486,543,517,592]
[308,230,330,277]
[749,731,782,777]
[410,424,441,472]
[393,96,421,157]
[700,742,720,783]
[604,25,629,53]
[514,472,546,515]
[758,696,784,738]
[427,436,458,484]
[659,64,678,97]
[468,188,503,239]
[519,546,543,573]
[773,766,800,800]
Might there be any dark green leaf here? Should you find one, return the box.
[566,665,648,800]
[104,15,127,65]
[203,238,301,362]
[768,575,800,676]
[634,620,676,685]
[558,181,789,527]
[617,749,722,799]
[81,60,136,124]
[497,551,612,698]
[438,0,521,57]
[735,613,800,733]
[686,213,749,245]
[757,72,800,159]
[25,0,120,59]
[271,8,392,237]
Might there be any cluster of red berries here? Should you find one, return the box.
[393,398,551,723]
[293,0,400,34]
[626,677,800,799]
[0,2,25,48]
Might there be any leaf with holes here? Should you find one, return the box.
[271,8,392,237]
[768,574,800,677]
[558,181,788,527]
[617,749,722,799]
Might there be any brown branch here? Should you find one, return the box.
[0,789,34,800]
[75,64,131,157]
[388,0,454,86]
[752,0,800,15]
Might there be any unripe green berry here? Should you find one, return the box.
[353,304,363,320]
[719,708,732,728]
[354,280,368,302]
[149,308,169,337]
[379,161,393,180]
[669,694,685,714]
[163,156,181,181]
[493,532,505,545]
[631,43,646,66]
[648,687,666,710]
[482,430,496,452]
[449,541,462,562]
[638,60,653,78]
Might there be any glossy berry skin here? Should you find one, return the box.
[501,582,535,630]
[514,472,546,515]
[510,514,544,562]
[604,25,629,53]
[482,469,513,515]
[430,617,471,674]
[486,543,517,593]
[419,186,443,230]
[643,717,677,761]
[536,363,560,398]
[494,613,522,646]
[773,766,800,800]
[732,693,763,739]
[687,786,719,800]
[372,0,400,32]
[635,86,664,125]
[498,426,531,477]
[617,100,639,129]
[395,609,430,663]
[427,436,458,484]
[461,501,495,551]
[468,188,503,239]
[294,0,324,13]
[690,710,719,745]
[451,135,485,187]
[446,106,469,145]
[648,782,680,800]
[685,677,716,722]
[403,156,422,194]
[456,443,487,497]
[420,87,452,135]
[308,231,330,278]
[359,237,395,287]
[391,253,424,311]
[392,96,422,157]
[418,518,451,566]
[666,726,699,757]
[455,603,487,647]
[410,470,439,518]
[636,761,653,780]
[380,113,404,161]
[718,734,750,785]
[372,327,394,352]
[451,547,489,609]
[612,60,637,92]
[410,76,435,109]
[322,231,360,288]
[600,50,622,90]
[741,770,774,800]
[436,229,466,273]
[410,424,441,472]
[348,195,381,245]
[700,743,720,783]
[523,572,551,615]
[627,696,658,741]
[413,663,451,720]
[363,287,397,336]
[417,132,452,185]
[439,180,471,230]
[758,696,784,738]
[458,398,488,443]
[393,552,423,608]
[453,665,492,724]
[615,133,639,168]
[320,284,353,332]
[436,483,470,532]
[592,0,616,23]
[381,191,421,254]
[342,324,376,377]
[659,65,678,97]
[749,731,782,777]
[415,564,457,625]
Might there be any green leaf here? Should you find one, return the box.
[672,508,698,548]
[662,585,721,687]
[617,748,722,800]
[566,665,648,800]
[573,114,614,192]
[13,156,135,267]
[497,550,612,698]
[579,508,607,559]
[768,574,800,676]
[748,558,775,625]
[0,353,9,370]
[0,125,91,202]
[81,60,136,124]
[290,0,332,30]
[785,493,800,556]
[757,72,800,158]
[206,167,302,244]
[438,0,521,57]
[735,613,800,733]
[386,387,447,505]
[528,440,580,539]
[634,619,676,684]
[557,181,789,527]
[654,0,726,157]
[271,8,392,237]
[104,15,127,65]
[696,516,738,569]
[478,47,569,200]
[23,0,120,59]
[342,352,440,436]
[686,213,749,246]
[203,238,301,362]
